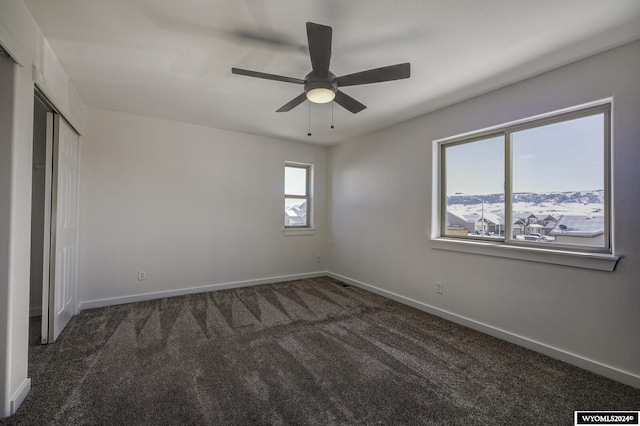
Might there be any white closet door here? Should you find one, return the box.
[48,115,79,342]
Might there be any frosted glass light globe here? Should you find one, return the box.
[306,87,336,103]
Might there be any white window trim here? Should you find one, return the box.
[283,228,316,236]
[431,99,620,271]
[430,238,619,271]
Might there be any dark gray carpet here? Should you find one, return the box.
[2,277,638,425]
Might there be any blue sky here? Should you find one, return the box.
[446,113,604,196]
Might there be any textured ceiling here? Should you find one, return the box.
[24,0,640,145]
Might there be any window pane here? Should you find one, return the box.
[445,135,505,238]
[284,197,308,227]
[511,114,604,247]
[285,166,307,196]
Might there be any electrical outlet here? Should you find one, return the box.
[435,281,443,294]
[138,270,146,281]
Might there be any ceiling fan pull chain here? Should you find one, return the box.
[331,101,335,129]
[307,101,312,136]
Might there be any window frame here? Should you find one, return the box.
[432,100,619,271]
[284,162,312,229]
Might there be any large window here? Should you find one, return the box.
[284,163,311,228]
[439,102,611,254]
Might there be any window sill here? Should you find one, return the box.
[430,238,620,271]
[283,228,316,236]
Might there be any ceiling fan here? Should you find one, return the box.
[231,22,410,114]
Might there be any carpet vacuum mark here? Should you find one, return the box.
[3,277,639,425]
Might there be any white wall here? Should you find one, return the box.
[328,40,640,387]
[78,107,327,307]
[0,1,86,417]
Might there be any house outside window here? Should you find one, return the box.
[438,101,611,254]
[284,162,312,228]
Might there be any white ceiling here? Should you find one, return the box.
[24,0,640,145]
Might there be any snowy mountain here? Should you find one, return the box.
[447,190,604,217]
[448,190,603,206]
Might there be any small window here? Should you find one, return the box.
[284,163,311,228]
[439,102,611,254]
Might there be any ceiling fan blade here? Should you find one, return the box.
[306,22,332,78]
[336,63,410,87]
[334,90,366,114]
[231,68,305,84]
[276,93,308,112]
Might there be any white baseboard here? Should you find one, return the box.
[29,306,41,317]
[9,378,31,416]
[77,271,329,311]
[328,272,640,389]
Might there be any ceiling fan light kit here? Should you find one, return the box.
[231,22,411,115]
[305,78,336,103]
[306,88,335,103]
